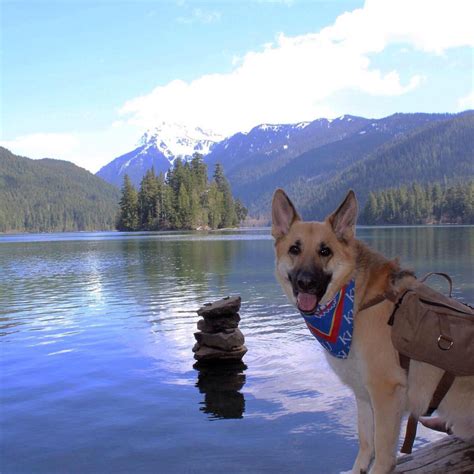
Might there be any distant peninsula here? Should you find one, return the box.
[117,154,247,231]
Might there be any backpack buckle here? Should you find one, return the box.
[437,335,453,351]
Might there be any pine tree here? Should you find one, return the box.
[138,168,159,229]
[362,192,378,224]
[234,199,248,224]
[213,163,237,228]
[117,174,139,231]
[208,182,224,229]
[177,183,192,229]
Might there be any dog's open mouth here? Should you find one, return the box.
[296,293,319,314]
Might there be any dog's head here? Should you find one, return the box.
[272,189,358,314]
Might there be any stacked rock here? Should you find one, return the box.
[193,296,247,362]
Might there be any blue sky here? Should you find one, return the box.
[1,0,473,172]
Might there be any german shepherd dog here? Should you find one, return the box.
[271,189,474,474]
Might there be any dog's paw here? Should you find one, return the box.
[368,465,394,474]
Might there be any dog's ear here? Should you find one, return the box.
[272,189,300,239]
[327,190,358,242]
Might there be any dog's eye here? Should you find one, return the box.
[319,246,332,257]
[289,245,301,256]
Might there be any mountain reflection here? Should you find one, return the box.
[194,361,247,420]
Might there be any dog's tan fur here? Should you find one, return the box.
[272,189,474,474]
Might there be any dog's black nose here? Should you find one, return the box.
[291,268,332,298]
[296,272,316,292]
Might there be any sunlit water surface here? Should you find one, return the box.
[1,227,473,473]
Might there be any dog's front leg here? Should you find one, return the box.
[368,382,405,474]
[351,397,374,474]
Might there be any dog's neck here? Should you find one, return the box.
[354,239,415,309]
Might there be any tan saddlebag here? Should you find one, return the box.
[389,272,474,377]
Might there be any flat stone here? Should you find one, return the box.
[194,328,244,351]
[197,296,241,318]
[197,315,240,333]
[193,344,247,362]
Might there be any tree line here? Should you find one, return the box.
[117,154,247,231]
[360,181,474,225]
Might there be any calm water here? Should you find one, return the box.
[1,227,473,474]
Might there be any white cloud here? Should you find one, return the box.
[457,90,474,110]
[120,0,473,136]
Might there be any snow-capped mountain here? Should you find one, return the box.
[96,123,223,187]
[96,113,453,194]
[138,123,223,160]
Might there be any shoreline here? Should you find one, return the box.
[2,223,474,237]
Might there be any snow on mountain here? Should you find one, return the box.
[205,115,369,177]
[138,123,223,162]
[96,123,223,187]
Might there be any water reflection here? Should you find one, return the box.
[194,361,247,420]
[1,228,472,474]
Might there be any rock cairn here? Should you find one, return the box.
[193,296,247,362]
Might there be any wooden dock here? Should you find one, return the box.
[394,436,474,473]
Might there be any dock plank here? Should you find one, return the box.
[394,436,474,473]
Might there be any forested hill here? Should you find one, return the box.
[0,147,120,232]
[290,112,474,221]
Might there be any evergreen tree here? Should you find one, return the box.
[234,199,248,224]
[117,174,139,231]
[207,182,224,229]
[213,163,237,228]
[176,183,192,229]
[138,168,159,229]
[155,172,173,229]
[362,192,379,224]
[115,159,245,231]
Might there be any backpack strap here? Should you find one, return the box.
[398,353,456,454]
[401,415,419,454]
[425,371,455,416]
[419,272,453,297]
[398,354,418,454]
[358,289,400,312]
[362,271,454,313]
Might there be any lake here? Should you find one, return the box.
[1,227,473,473]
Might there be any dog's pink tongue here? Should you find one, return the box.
[297,293,318,313]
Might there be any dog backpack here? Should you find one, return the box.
[361,272,474,453]
[388,272,474,377]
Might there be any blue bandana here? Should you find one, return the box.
[300,279,355,359]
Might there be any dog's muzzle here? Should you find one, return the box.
[290,268,332,314]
